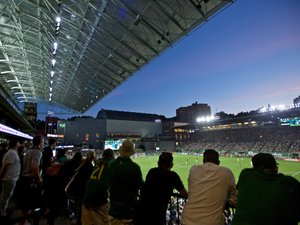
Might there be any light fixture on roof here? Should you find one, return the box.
[0,70,15,74]
[50,87,53,92]
[50,80,53,85]
[51,71,54,77]
[56,17,61,23]
[51,59,56,66]
[53,42,58,50]
[49,93,52,97]
[133,14,141,26]
[49,97,52,101]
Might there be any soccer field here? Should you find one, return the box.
[134,154,300,186]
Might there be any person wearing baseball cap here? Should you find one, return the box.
[232,153,300,225]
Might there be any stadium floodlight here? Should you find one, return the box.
[51,59,56,66]
[51,71,54,77]
[270,105,276,111]
[50,87,53,92]
[56,17,61,23]
[260,107,267,113]
[196,115,215,123]
[50,80,53,85]
[278,104,285,111]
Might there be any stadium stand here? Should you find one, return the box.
[179,126,300,155]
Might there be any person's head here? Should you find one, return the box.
[73,151,83,163]
[102,148,115,160]
[0,142,8,151]
[203,149,220,165]
[56,148,66,158]
[158,152,173,169]
[119,139,135,157]
[9,139,20,150]
[32,135,43,149]
[48,138,56,147]
[252,153,278,175]
[86,150,96,161]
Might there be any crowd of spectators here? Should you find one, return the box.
[180,126,300,154]
[0,136,299,225]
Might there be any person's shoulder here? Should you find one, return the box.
[43,146,51,151]
[279,173,300,186]
[131,159,141,168]
[218,165,236,176]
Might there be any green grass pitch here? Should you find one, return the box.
[134,154,300,186]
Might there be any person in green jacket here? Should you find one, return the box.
[108,139,143,225]
[81,148,115,225]
[232,153,300,225]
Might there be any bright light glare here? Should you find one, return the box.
[53,42,58,50]
[0,70,14,74]
[260,107,267,112]
[196,116,215,123]
[51,59,56,66]
[50,87,53,92]
[50,80,53,85]
[0,123,33,139]
[51,71,54,76]
[56,17,61,23]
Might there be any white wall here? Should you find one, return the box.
[107,119,162,137]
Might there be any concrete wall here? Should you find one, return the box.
[106,119,162,137]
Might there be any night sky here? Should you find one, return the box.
[39,0,300,119]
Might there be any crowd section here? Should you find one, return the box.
[180,126,300,154]
[0,136,299,225]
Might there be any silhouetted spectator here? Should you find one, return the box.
[15,135,44,225]
[55,148,67,163]
[82,149,115,225]
[46,151,82,225]
[232,153,300,225]
[135,152,188,225]
[69,150,95,225]
[108,139,143,225]
[41,138,56,176]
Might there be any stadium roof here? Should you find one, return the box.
[0,0,235,113]
[97,109,165,122]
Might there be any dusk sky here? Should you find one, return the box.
[39,0,300,119]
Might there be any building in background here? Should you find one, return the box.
[23,102,37,127]
[56,110,166,150]
[176,102,211,123]
[294,96,300,106]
